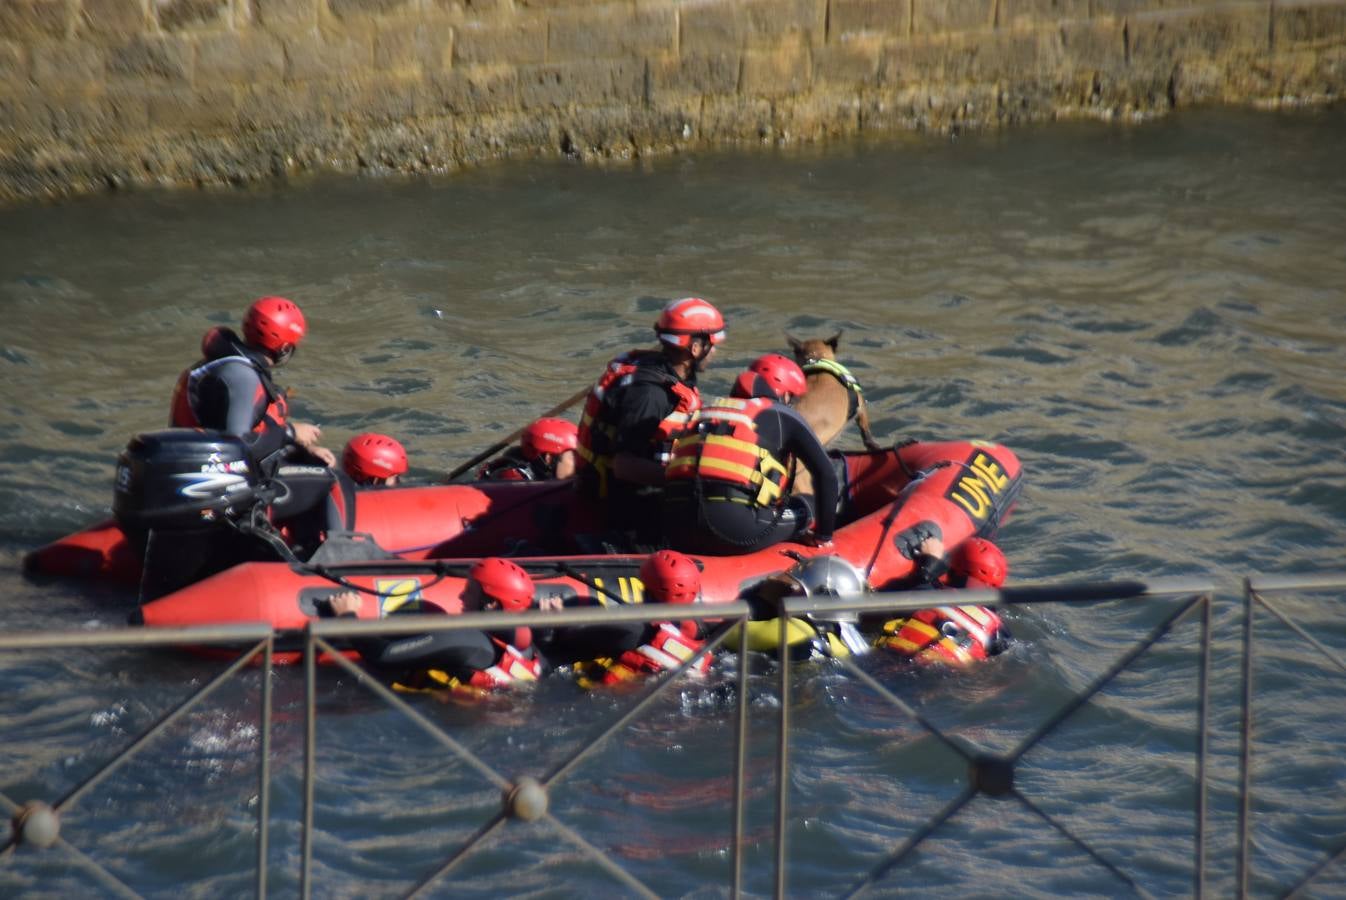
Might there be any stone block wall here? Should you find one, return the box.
[0,0,1343,204]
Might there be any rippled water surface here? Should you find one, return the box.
[2,108,1345,898]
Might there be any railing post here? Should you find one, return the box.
[732,616,749,899]
[1237,578,1254,900]
[1194,593,1210,900]
[301,628,317,900]
[775,612,790,900]
[256,636,274,900]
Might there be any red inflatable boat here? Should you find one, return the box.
[25,435,1022,652]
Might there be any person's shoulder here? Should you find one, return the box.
[214,356,263,378]
[632,352,677,379]
[772,401,808,426]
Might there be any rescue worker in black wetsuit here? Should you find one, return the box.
[874,537,1013,665]
[477,417,578,481]
[171,297,334,469]
[343,432,408,487]
[575,549,712,688]
[574,297,725,549]
[169,297,345,557]
[662,353,839,556]
[322,556,545,694]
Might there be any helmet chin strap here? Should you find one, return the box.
[691,335,714,364]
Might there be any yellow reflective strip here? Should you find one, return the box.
[666,456,697,475]
[960,605,992,625]
[702,433,762,455]
[905,620,940,639]
[697,458,758,480]
[754,453,789,504]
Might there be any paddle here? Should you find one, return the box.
[444,385,590,482]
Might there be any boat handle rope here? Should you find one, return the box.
[555,561,633,607]
[861,459,954,583]
[222,508,467,597]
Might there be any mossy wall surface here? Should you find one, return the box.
[2,0,1343,203]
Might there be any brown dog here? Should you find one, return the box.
[784,331,882,501]
[786,331,883,452]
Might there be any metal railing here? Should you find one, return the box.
[3,573,1344,898]
[1239,574,1346,900]
[0,624,277,898]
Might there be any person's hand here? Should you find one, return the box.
[537,596,564,612]
[917,535,944,560]
[292,421,322,447]
[292,421,336,467]
[329,590,362,616]
[308,445,337,467]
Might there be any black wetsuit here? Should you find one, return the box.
[321,605,498,685]
[662,400,839,555]
[579,354,698,547]
[172,328,344,554]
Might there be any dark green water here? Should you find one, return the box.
[1,107,1344,897]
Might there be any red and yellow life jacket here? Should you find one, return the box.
[665,396,792,507]
[875,605,1005,665]
[578,621,709,688]
[575,350,700,498]
[467,638,545,689]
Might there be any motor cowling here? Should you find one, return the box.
[113,429,265,533]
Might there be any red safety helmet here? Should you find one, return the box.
[949,538,1008,589]
[654,297,726,348]
[521,417,578,460]
[747,354,807,399]
[243,296,306,357]
[639,550,701,605]
[470,557,534,613]
[342,433,408,485]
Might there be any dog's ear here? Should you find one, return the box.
[786,333,804,356]
[826,331,842,351]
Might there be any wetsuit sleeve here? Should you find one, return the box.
[776,405,839,539]
[323,610,498,674]
[212,360,288,464]
[361,629,498,673]
[612,382,674,455]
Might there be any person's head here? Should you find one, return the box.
[639,550,701,605]
[655,297,725,373]
[730,353,809,403]
[466,557,534,612]
[521,417,579,480]
[948,538,1008,589]
[242,296,306,365]
[785,555,866,598]
[342,433,408,486]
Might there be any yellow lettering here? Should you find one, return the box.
[970,453,1009,492]
[953,476,991,518]
[592,576,609,607]
[375,578,422,613]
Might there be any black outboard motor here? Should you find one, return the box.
[114,429,264,530]
[114,429,275,601]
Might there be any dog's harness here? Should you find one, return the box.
[801,357,863,419]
